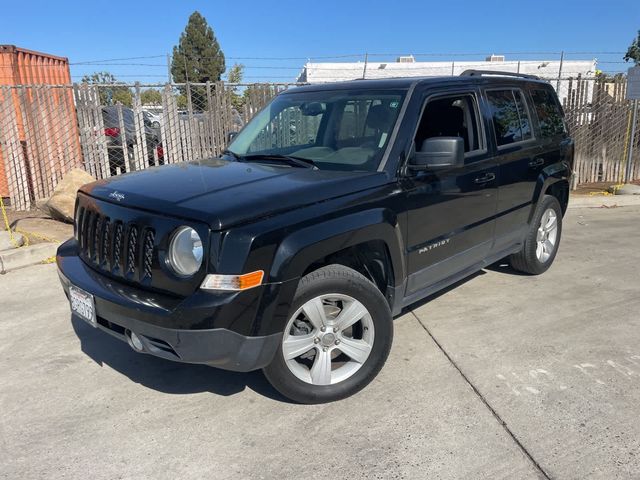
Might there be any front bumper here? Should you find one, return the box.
[56,239,283,372]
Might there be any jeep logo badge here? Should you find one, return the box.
[109,191,125,202]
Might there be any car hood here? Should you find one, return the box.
[80,158,386,230]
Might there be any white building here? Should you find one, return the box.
[296,55,597,103]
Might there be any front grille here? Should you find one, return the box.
[142,230,155,280]
[76,206,155,283]
[126,226,138,275]
[101,220,111,265]
[113,222,123,271]
[74,192,207,297]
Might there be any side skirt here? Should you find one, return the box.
[392,243,522,316]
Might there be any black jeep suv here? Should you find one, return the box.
[57,71,573,403]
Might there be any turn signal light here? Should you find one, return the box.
[200,270,264,291]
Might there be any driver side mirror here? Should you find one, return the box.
[409,137,464,170]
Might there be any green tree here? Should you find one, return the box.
[140,89,162,105]
[624,30,640,65]
[171,11,225,83]
[82,71,117,84]
[176,94,188,109]
[227,63,245,110]
[227,63,243,83]
[595,70,625,82]
[81,71,132,107]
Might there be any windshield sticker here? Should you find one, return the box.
[378,132,388,148]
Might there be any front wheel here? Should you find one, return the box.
[509,195,563,275]
[263,265,393,404]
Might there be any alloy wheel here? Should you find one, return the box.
[536,208,558,263]
[282,294,375,386]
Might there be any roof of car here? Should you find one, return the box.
[284,74,551,94]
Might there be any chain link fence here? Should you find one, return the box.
[1,77,639,211]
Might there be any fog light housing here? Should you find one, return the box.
[128,331,144,351]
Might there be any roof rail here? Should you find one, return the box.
[460,69,541,80]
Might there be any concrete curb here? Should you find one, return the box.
[568,195,640,209]
[0,243,58,274]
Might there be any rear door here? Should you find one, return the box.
[482,87,540,251]
[403,86,498,297]
[528,85,573,186]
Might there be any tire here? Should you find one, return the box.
[263,264,393,404]
[509,195,563,275]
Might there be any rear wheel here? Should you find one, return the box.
[509,195,563,274]
[263,265,393,404]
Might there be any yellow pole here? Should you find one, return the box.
[621,103,634,183]
[0,196,20,248]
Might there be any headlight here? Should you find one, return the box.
[167,226,203,277]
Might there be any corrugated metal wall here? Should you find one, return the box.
[0,45,80,199]
[0,45,71,85]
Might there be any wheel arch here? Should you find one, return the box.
[544,180,570,215]
[269,208,406,288]
[529,162,571,222]
[301,240,396,299]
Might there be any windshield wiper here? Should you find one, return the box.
[222,149,243,162]
[242,154,318,170]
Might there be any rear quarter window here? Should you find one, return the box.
[530,89,565,137]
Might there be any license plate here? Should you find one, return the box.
[69,285,97,327]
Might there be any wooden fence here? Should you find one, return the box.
[563,76,640,187]
[72,82,294,179]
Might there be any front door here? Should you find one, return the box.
[402,88,498,297]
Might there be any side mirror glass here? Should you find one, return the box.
[409,137,464,170]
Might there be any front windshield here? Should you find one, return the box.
[227,89,407,171]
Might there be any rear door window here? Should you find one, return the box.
[530,89,565,137]
[485,89,533,147]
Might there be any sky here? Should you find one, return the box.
[1,0,639,83]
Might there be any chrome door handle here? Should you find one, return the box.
[529,158,544,167]
[474,173,496,184]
